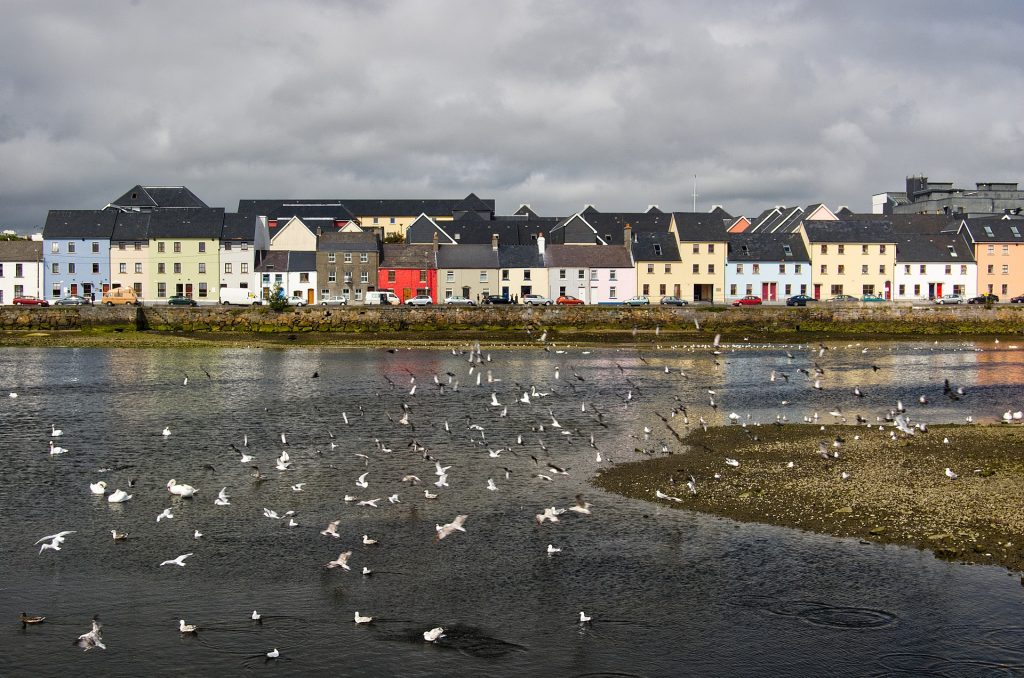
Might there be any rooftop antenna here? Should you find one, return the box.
[692,174,698,212]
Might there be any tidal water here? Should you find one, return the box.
[2,340,1023,677]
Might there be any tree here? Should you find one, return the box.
[383,232,406,244]
[266,283,288,311]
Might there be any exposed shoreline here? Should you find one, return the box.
[593,424,1024,574]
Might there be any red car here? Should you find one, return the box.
[556,295,584,305]
[732,295,762,307]
[13,296,49,306]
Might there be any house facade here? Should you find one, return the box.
[109,212,150,298]
[498,239,548,300]
[219,213,269,293]
[671,213,729,302]
[893,232,976,300]
[256,251,318,303]
[726,232,811,302]
[379,244,438,302]
[799,220,897,299]
[633,230,683,300]
[436,243,500,302]
[42,210,116,301]
[147,209,223,302]
[544,244,635,303]
[317,231,380,303]
[0,240,44,303]
[958,218,1024,298]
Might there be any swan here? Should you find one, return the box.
[167,479,197,497]
[266,648,279,658]
[51,424,63,437]
[107,489,132,503]
[90,481,107,495]
[48,441,67,455]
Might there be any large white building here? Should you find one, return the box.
[0,240,44,303]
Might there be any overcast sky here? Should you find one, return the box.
[1,0,1022,230]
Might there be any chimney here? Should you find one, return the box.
[623,223,632,249]
[432,231,439,253]
[491,233,499,251]
[537,233,546,255]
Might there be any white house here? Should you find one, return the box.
[220,213,270,291]
[544,244,635,303]
[726,232,812,303]
[254,250,318,303]
[893,232,976,301]
[0,240,44,303]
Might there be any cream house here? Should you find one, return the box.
[671,212,730,302]
[436,242,500,302]
[798,220,897,299]
[109,212,151,299]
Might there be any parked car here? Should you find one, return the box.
[556,295,584,305]
[827,294,859,303]
[732,295,763,306]
[1011,294,1024,303]
[12,295,49,306]
[319,295,348,306]
[934,294,964,305]
[55,295,93,306]
[861,294,886,302]
[786,294,816,307]
[444,295,475,306]
[967,293,999,304]
[364,291,401,306]
[522,294,553,306]
[405,295,434,306]
[659,296,687,306]
[285,296,307,307]
[624,296,650,306]
[220,287,260,306]
[482,295,513,305]
[167,295,198,307]
[102,287,141,306]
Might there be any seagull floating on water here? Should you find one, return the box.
[423,627,445,642]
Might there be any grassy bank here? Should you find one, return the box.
[593,423,1024,572]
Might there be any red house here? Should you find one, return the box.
[378,244,438,302]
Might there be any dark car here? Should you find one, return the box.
[732,295,762,307]
[1011,294,1024,303]
[786,294,816,307]
[659,296,687,306]
[556,295,584,305]
[12,295,49,306]
[54,295,93,306]
[967,293,999,304]
[827,294,859,303]
[482,295,513,305]
[167,295,198,307]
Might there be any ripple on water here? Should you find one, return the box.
[872,652,1022,678]
[728,596,897,629]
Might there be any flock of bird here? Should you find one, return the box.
[15,328,1019,664]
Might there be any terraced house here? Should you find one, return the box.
[633,229,682,300]
[42,210,116,301]
[0,240,44,303]
[958,218,1024,299]
[148,209,223,301]
[109,212,150,298]
[672,212,730,303]
[220,213,269,292]
[726,232,811,302]
[799,220,897,299]
[318,231,380,303]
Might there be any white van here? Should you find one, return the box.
[364,291,401,306]
[220,287,261,306]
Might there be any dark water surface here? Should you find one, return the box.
[2,340,1023,677]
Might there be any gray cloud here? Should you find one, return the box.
[1,0,1022,230]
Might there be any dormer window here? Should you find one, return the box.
[948,245,957,257]
[783,244,793,257]
[1012,226,1021,238]
[984,226,995,238]
[454,233,460,240]
[653,244,662,256]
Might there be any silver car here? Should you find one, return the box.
[319,295,348,306]
[444,296,476,306]
[405,295,434,306]
[522,294,553,306]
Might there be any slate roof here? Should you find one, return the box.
[147,208,225,239]
[263,203,357,222]
[958,217,1024,243]
[895,232,975,263]
[514,204,539,218]
[801,219,896,243]
[745,206,805,234]
[727,232,810,262]
[111,212,151,241]
[572,211,673,245]
[453,193,492,213]
[436,244,500,269]
[672,212,731,242]
[109,185,207,209]
[255,250,317,272]
[317,231,379,252]
[544,244,633,268]
[498,245,545,269]
[43,210,117,239]
[238,197,496,219]
[221,213,260,241]
[380,244,437,269]
[842,213,956,234]
[0,240,43,261]
[631,231,681,262]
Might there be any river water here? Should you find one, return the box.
[1,340,1023,677]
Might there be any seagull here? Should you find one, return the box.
[251,610,261,621]
[424,489,438,499]
[194,529,203,539]
[535,507,564,524]
[423,627,445,642]
[162,427,171,437]
[362,566,372,576]
[263,508,281,519]
[321,520,341,538]
[291,483,305,492]
[214,487,231,505]
[945,467,958,480]
[434,474,449,488]
[108,489,132,503]
[90,481,107,495]
[179,619,199,634]
[579,611,592,623]
[326,551,352,570]
[355,472,369,489]
[111,529,129,541]
[159,553,193,567]
[362,535,378,545]
[435,514,468,541]
[266,648,279,658]
[655,490,683,502]
[358,498,380,508]
[239,451,254,463]
[75,616,106,651]
[354,611,373,624]
[34,530,75,549]
[725,458,740,467]
[546,544,561,554]
[568,494,592,515]
[486,478,498,491]
[156,508,174,522]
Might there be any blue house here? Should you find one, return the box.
[726,231,811,303]
[42,210,116,301]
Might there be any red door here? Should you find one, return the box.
[185,283,193,298]
[769,282,777,301]
[813,284,821,300]
[761,282,769,300]
[936,282,943,297]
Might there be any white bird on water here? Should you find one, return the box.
[214,487,230,505]
[108,489,132,503]
[156,508,174,522]
[266,648,279,658]
[547,544,561,555]
[535,507,564,524]
[90,481,107,495]
[167,479,197,497]
[162,426,171,437]
[354,611,373,624]
[159,552,193,567]
[579,611,592,623]
[435,514,468,541]
[179,619,198,634]
[51,424,63,437]
[362,534,378,545]
[76,616,106,651]
[321,520,341,538]
[486,478,498,491]
[356,472,369,489]
[423,627,445,642]
[655,490,683,503]
[49,441,67,455]
[251,610,261,621]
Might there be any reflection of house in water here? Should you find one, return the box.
[973,346,1024,387]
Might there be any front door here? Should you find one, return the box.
[761,282,769,300]
[307,288,314,304]
[462,286,470,299]
[185,283,193,298]
[813,283,821,300]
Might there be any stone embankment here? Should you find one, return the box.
[0,303,1022,341]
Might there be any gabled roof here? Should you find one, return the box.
[671,212,731,242]
[575,211,673,245]
[317,231,379,252]
[801,219,896,243]
[111,212,151,241]
[406,213,457,244]
[147,208,225,239]
[453,193,492,213]
[727,232,810,262]
[631,231,681,262]
[498,245,545,269]
[958,217,1024,243]
[544,244,633,268]
[109,185,207,209]
[238,197,496,219]
[221,213,261,241]
[255,250,317,272]
[895,232,975,263]
[746,206,805,234]
[547,213,608,245]
[380,244,436,269]
[43,210,117,239]
[266,202,357,223]
[0,240,43,262]
[514,204,538,218]
[436,244,500,268]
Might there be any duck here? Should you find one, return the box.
[107,489,133,503]
[110,529,129,541]
[179,619,198,634]
[90,481,108,495]
[20,612,45,627]
[167,479,197,497]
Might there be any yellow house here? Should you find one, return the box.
[632,229,683,299]
[148,209,223,302]
[798,219,897,299]
[269,217,318,251]
[671,212,729,302]
[346,194,495,240]
[109,212,151,299]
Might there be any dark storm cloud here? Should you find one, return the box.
[0,0,1022,230]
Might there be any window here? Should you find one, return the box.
[446,270,454,283]
[92,263,99,274]
[241,263,248,274]
[389,217,396,224]
[945,265,952,275]
[15,263,22,277]
[173,242,181,253]
[708,264,715,274]
[445,288,453,298]
[173,263,181,274]
[299,272,309,283]
[987,244,995,255]
[654,244,662,256]
[51,263,59,274]
[387,270,396,283]
[784,284,791,295]
[502,269,510,281]
[68,242,76,253]
[736,263,743,274]
[274,274,283,284]
[373,217,379,224]
[327,253,336,264]
[752,264,760,274]
[837,265,845,275]
[321,289,330,298]
[609,270,616,280]
[779,264,785,274]
[524,270,531,281]
[51,242,59,253]
[904,265,911,275]
[1002,245,1010,255]
[241,243,248,251]
[862,285,875,296]
[647,263,654,274]
[642,284,650,295]
[730,284,737,296]
[118,242,126,251]
[328,270,336,282]
[578,270,585,280]
[898,284,905,296]
[158,263,166,274]
[360,272,369,283]
[880,245,887,254]
[961,265,968,275]
[837,244,845,254]
[559,269,566,280]
[861,245,868,255]
[745,284,753,295]
[820,264,827,275]
[861,265,868,274]
[158,242,165,253]
[820,244,828,254]
[224,242,232,251]
[225,263,232,274]
[659,284,666,295]
[692,244,699,254]
[360,253,368,263]
[51,283,61,298]
[1002,265,1009,275]
[664,264,671,274]
[794,264,802,274]
[692,264,699,274]
[419,270,427,283]
[157,282,167,298]
[609,286,617,299]
[0,263,4,277]
[783,244,793,257]
[920,265,926,275]
[198,283,208,298]
[480,270,489,282]
[879,265,886,274]
[708,244,715,254]
[590,269,598,280]
[1002,284,1009,295]
[119,263,127,274]
[198,242,206,253]
[987,264,994,274]
[135,263,143,274]
[198,263,206,274]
